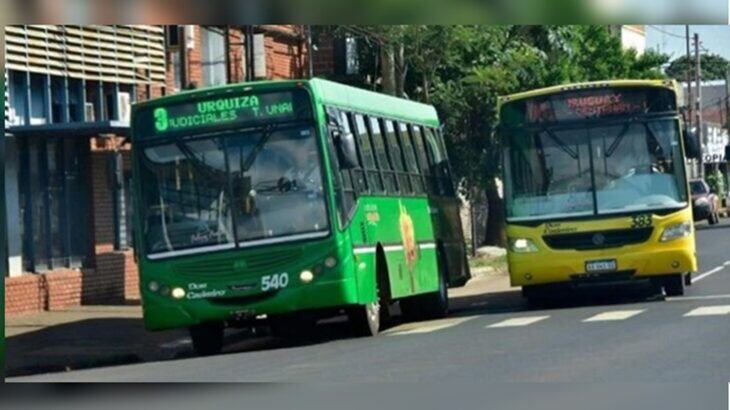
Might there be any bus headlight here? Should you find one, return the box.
[509,238,539,253]
[300,270,314,283]
[171,287,186,299]
[660,222,692,242]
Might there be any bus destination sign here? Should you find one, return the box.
[526,90,647,123]
[500,86,676,127]
[135,88,312,139]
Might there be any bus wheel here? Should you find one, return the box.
[189,321,224,356]
[348,300,381,337]
[663,274,685,297]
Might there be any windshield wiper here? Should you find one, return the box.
[540,128,578,159]
[241,123,279,172]
[605,115,643,157]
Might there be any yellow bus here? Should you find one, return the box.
[498,80,699,301]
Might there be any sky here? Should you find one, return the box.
[645,25,730,63]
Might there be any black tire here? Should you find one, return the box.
[522,285,550,309]
[189,321,224,356]
[269,312,317,339]
[663,274,685,297]
[348,299,381,337]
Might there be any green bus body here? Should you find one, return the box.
[131,79,469,331]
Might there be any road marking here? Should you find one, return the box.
[159,338,192,349]
[683,305,730,317]
[388,316,476,335]
[582,309,645,322]
[666,294,730,302]
[487,315,550,328]
[724,261,730,267]
[693,266,726,283]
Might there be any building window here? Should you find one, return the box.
[200,26,227,87]
[19,137,90,272]
[345,37,359,75]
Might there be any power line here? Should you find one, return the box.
[648,25,686,40]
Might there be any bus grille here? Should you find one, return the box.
[174,248,304,278]
[543,227,654,251]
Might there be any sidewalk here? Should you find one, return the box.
[5,305,187,377]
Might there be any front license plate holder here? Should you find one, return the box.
[585,259,618,273]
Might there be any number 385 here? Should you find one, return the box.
[261,273,289,291]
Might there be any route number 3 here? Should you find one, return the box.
[261,273,289,291]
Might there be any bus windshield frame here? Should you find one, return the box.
[502,112,689,223]
[133,88,333,261]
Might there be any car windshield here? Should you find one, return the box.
[504,118,688,221]
[690,181,707,195]
[138,125,329,257]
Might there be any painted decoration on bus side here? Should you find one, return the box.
[399,201,417,272]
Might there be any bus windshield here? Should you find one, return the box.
[139,125,329,257]
[504,118,688,221]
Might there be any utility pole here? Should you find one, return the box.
[725,66,730,132]
[307,25,314,79]
[685,26,693,129]
[694,32,704,177]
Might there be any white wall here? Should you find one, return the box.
[622,26,646,56]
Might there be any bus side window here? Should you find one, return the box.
[410,125,434,195]
[435,127,456,197]
[326,106,358,227]
[368,116,398,194]
[397,122,424,194]
[384,120,412,194]
[353,113,382,193]
[423,127,447,196]
[340,111,368,194]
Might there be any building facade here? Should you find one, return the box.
[4,25,328,316]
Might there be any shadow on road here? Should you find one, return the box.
[7,277,670,378]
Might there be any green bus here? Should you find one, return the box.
[131,78,470,355]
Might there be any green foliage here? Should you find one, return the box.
[706,170,727,197]
[320,25,671,243]
[665,54,730,81]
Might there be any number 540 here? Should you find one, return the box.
[261,273,289,291]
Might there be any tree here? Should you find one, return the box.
[665,53,730,82]
[320,25,669,248]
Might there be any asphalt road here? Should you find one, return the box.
[12,219,730,382]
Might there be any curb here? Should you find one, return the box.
[6,354,144,379]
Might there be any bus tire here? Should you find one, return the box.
[347,300,381,337]
[348,277,383,337]
[189,321,224,356]
[663,274,685,297]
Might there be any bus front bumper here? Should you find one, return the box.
[142,276,358,331]
[508,238,697,287]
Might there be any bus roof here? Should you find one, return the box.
[132,78,440,127]
[498,79,678,106]
[308,78,440,126]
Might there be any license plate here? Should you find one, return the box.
[585,259,617,273]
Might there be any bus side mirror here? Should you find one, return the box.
[332,128,359,169]
[725,144,730,164]
[683,127,701,160]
